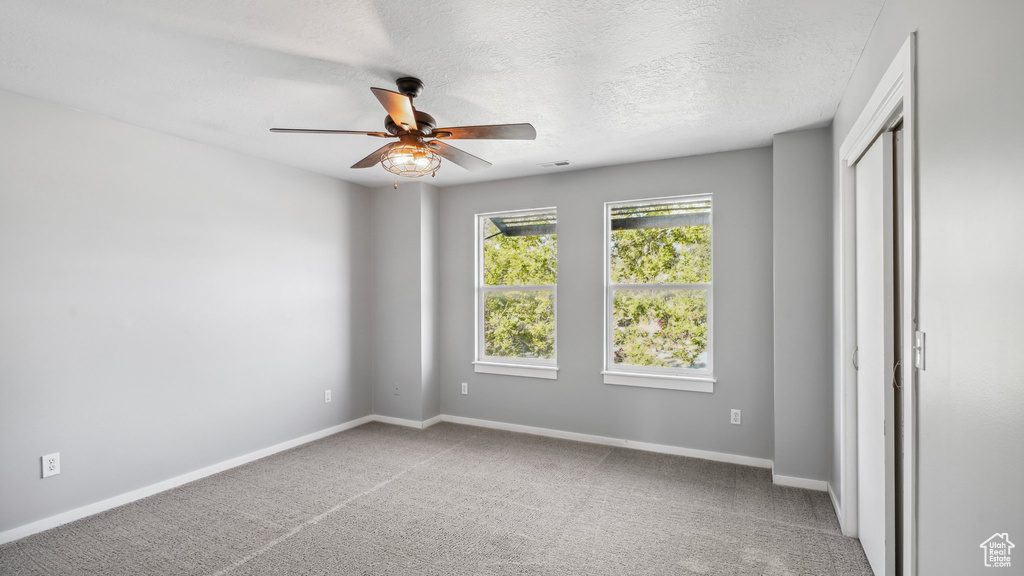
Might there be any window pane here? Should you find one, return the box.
[610,199,710,284]
[483,212,557,286]
[612,289,707,369]
[484,290,555,359]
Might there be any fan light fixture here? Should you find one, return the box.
[270,77,537,177]
[380,143,440,178]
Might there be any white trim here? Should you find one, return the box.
[0,414,375,546]
[439,414,772,468]
[372,414,445,429]
[371,414,428,429]
[772,473,828,492]
[612,283,713,290]
[836,33,917,575]
[602,371,714,392]
[474,206,558,219]
[480,285,555,293]
[829,483,844,528]
[842,79,906,166]
[473,361,559,380]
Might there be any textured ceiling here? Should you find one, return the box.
[0,0,883,187]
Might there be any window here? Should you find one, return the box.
[474,208,558,379]
[603,195,714,392]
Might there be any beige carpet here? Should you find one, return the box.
[0,422,872,575]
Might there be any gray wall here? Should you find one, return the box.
[830,0,1024,571]
[370,182,440,422]
[439,148,775,460]
[0,89,373,533]
[772,128,832,481]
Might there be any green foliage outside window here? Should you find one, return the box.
[482,217,556,359]
[483,291,554,359]
[610,221,711,284]
[482,219,557,286]
[612,289,707,368]
[611,204,711,370]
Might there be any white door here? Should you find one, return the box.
[855,132,896,576]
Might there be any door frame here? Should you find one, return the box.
[835,34,917,575]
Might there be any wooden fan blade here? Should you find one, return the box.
[270,128,391,137]
[428,140,491,172]
[351,143,396,169]
[370,88,418,131]
[431,123,536,140]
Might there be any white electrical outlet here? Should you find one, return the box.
[42,453,60,478]
[730,410,741,425]
[324,390,332,403]
[461,382,468,395]
[393,384,400,396]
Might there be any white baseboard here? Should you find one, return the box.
[371,415,424,429]
[772,473,829,492]
[828,482,844,529]
[440,415,773,469]
[0,414,375,546]
[2,412,777,545]
[371,414,443,429]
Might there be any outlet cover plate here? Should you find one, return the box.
[324,390,332,403]
[461,382,468,395]
[730,410,741,425]
[42,453,60,478]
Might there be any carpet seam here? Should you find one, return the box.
[195,493,294,532]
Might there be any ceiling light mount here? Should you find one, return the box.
[395,77,424,98]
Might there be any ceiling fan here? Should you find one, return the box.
[270,77,537,179]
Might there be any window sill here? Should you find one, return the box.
[473,361,558,380]
[602,371,714,393]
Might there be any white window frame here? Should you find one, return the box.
[602,194,715,392]
[473,207,558,380]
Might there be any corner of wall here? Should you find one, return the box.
[368,182,442,422]
[771,127,833,483]
[420,183,442,420]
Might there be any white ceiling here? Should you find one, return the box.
[0,0,883,188]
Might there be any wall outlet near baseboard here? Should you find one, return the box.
[42,453,60,478]
[461,382,468,395]
[393,384,400,396]
[324,390,331,403]
[730,410,741,425]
